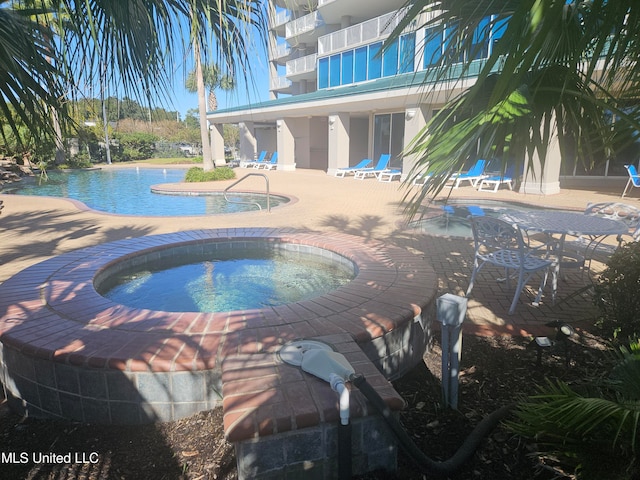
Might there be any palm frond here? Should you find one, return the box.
[0,1,67,144]
[393,0,640,208]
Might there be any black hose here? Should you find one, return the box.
[351,373,514,477]
[338,422,352,480]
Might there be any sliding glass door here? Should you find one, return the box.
[373,113,405,169]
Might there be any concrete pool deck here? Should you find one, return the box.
[0,163,634,337]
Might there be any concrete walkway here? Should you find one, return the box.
[1,164,635,337]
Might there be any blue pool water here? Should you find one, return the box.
[99,247,355,312]
[2,168,288,216]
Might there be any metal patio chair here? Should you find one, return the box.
[466,215,558,314]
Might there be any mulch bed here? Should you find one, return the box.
[0,330,609,479]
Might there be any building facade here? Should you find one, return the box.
[206,0,631,194]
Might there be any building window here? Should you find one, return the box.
[399,32,416,73]
[471,17,490,60]
[424,15,503,69]
[329,54,341,87]
[317,33,417,90]
[444,22,464,64]
[354,46,367,82]
[318,57,329,89]
[492,16,508,50]
[342,50,354,84]
[383,38,399,77]
[368,42,382,80]
[424,27,443,68]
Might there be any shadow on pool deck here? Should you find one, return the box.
[0,165,635,338]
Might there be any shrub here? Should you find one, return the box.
[60,153,93,169]
[184,167,235,182]
[508,341,640,479]
[113,132,158,161]
[593,241,640,341]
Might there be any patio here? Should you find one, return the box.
[0,164,635,477]
[0,164,632,338]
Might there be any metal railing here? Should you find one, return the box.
[286,10,324,39]
[223,173,270,212]
[286,53,318,76]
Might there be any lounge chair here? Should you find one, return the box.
[410,162,432,186]
[621,164,640,198]
[377,168,402,182]
[466,216,558,314]
[477,165,516,192]
[256,152,278,170]
[334,159,372,178]
[448,159,487,188]
[353,154,391,180]
[412,173,432,186]
[245,150,267,168]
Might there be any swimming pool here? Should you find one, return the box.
[2,168,289,216]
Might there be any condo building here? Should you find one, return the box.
[206,0,633,194]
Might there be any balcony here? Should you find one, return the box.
[318,0,406,26]
[285,11,334,43]
[274,0,317,9]
[270,43,291,63]
[286,10,323,38]
[286,53,318,80]
[318,10,407,55]
[270,75,292,93]
[270,9,290,36]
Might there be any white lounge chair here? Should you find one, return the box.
[621,164,640,198]
[256,152,278,170]
[448,159,487,188]
[477,165,515,192]
[378,169,402,182]
[334,159,372,177]
[354,154,391,180]
[244,150,268,168]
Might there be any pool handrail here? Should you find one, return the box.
[223,173,270,212]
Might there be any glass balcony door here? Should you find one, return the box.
[373,113,405,169]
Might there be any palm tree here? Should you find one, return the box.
[1,0,265,165]
[0,1,65,148]
[388,1,640,215]
[185,63,235,167]
[185,0,264,171]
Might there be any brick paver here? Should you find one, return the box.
[0,164,633,336]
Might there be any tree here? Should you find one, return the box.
[390,1,640,215]
[185,63,234,168]
[186,64,235,112]
[186,0,264,171]
[0,0,266,165]
[0,1,66,150]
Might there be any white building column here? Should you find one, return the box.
[518,133,562,195]
[276,118,296,171]
[239,122,257,166]
[326,113,350,176]
[402,106,430,182]
[210,124,226,167]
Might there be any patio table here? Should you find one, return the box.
[500,210,628,279]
